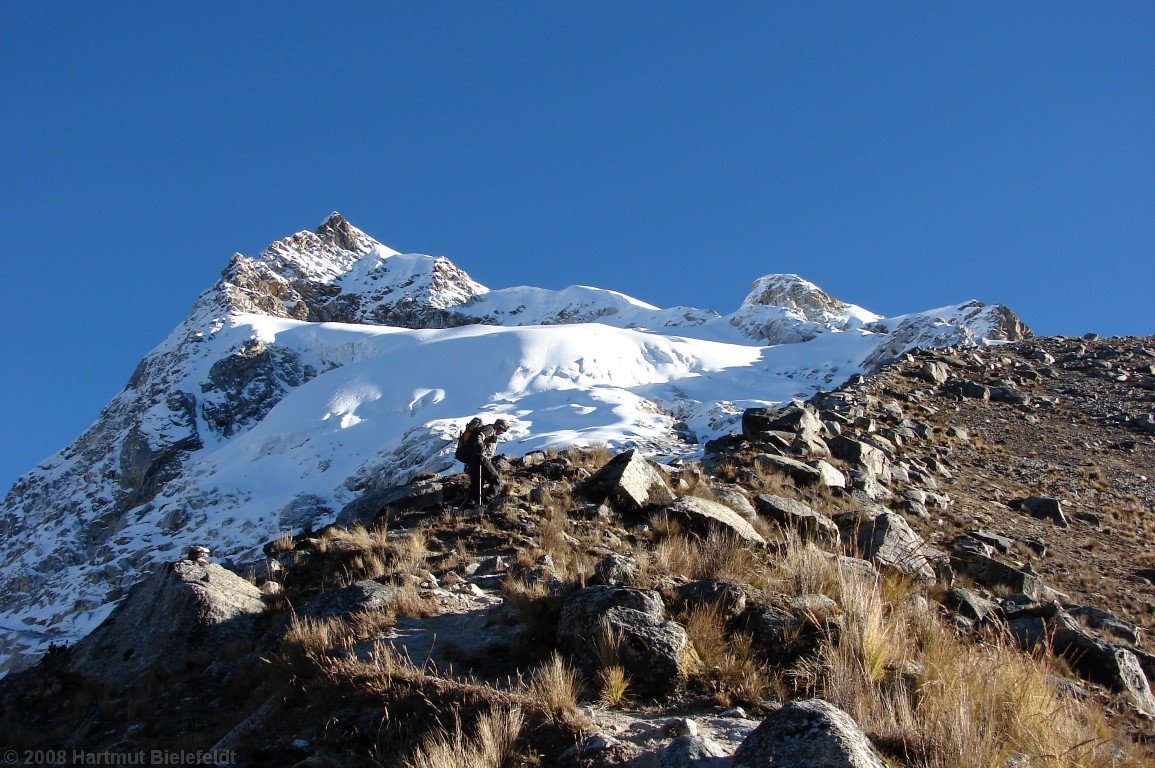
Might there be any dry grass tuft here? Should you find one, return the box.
[281,615,353,673]
[597,665,631,708]
[637,524,766,586]
[522,652,584,725]
[767,535,844,599]
[266,532,295,554]
[503,577,565,644]
[404,706,525,768]
[563,443,614,471]
[683,601,776,708]
[394,529,431,573]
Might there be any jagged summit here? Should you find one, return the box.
[0,215,1032,674]
[315,211,373,252]
[729,274,882,345]
[740,274,850,315]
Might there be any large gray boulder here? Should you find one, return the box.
[732,698,886,767]
[298,578,399,621]
[711,483,758,521]
[336,478,448,526]
[580,449,676,513]
[1053,615,1155,717]
[828,436,891,479]
[754,454,824,486]
[557,585,692,696]
[1010,496,1069,528]
[950,548,1053,602]
[918,360,950,385]
[674,579,748,621]
[743,405,823,441]
[71,560,265,689]
[838,510,940,582]
[754,494,839,546]
[665,496,766,544]
[812,460,847,489]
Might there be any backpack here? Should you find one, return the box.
[454,417,484,462]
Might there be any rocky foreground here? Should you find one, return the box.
[2,334,1153,767]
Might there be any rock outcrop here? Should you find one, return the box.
[70,560,264,689]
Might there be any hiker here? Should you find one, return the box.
[456,418,510,505]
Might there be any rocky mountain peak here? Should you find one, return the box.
[314,211,374,253]
[740,274,851,320]
[729,274,881,345]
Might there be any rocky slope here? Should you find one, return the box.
[0,213,1030,674]
[1,333,1151,767]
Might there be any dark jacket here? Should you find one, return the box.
[461,424,501,464]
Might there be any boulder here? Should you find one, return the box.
[949,549,1053,602]
[1008,616,1047,651]
[580,449,676,513]
[754,454,824,487]
[743,405,823,440]
[918,361,950,385]
[838,511,940,582]
[1010,496,1069,528]
[593,553,640,586]
[1068,605,1143,645]
[944,379,991,400]
[944,587,997,622]
[665,496,766,544]
[732,698,886,768]
[71,560,264,689]
[711,483,758,521]
[990,386,1030,405]
[827,436,891,479]
[675,579,748,621]
[298,579,399,622]
[557,585,692,696]
[1053,615,1155,717]
[969,529,1013,554]
[812,460,847,489]
[754,494,839,546]
[558,586,666,639]
[792,433,833,459]
[336,477,448,527]
[740,605,806,661]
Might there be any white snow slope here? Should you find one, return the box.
[0,214,1029,673]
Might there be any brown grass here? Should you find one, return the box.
[280,615,353,673]
[403,706,525,768]
[562,443,614,472]
[767,535,844,599]
[790,565,1146,768]
[502,577,565,644]
[636,525,767,586]
[597,665,631,708]
[521,652,585,725]
[683,600,776,708]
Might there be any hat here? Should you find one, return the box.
[493,418,510,431]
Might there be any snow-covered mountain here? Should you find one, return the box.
[0,213,1029,673]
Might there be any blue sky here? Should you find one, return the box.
[2,3,1152,490]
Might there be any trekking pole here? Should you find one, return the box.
[476,464,483,517]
